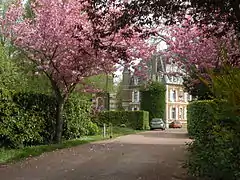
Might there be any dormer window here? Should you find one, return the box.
[173,77,178,82]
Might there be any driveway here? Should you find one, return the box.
[0,129,192,180]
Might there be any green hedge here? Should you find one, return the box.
[0,91,98,148]
[0,90,46,148]
[94,111,150,130]
[140,81,166,122]
[0,101,45,148]
[187,100,240,179]
[63,93,99,139]
[13,92,57,143]
[187,100,218,138]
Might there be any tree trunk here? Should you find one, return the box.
[54,96,65,143]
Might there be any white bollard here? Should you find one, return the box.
[103,123,106,138]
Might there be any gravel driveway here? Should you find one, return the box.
[0,129,192,180]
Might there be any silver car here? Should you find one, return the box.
[150,118,166,130]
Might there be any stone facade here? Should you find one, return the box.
[121,55,192,127]
[121,67,141,111]
[165,84,191,127]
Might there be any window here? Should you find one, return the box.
[179,107,183,119]
[179,90,184,101]
[172,90,176,102]
[170,89,176,102]
[134,91,138,102]
[173,77,178,82]
[188,94,192,101]
[134,77,138,85]
[132,90,139,103]
[184,93,188,102]
[172,107,176,119]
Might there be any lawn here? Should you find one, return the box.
[0,127,141,164]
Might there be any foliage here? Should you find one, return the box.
[140,81,166,121]
[183,72,214,100]
[162,17,239,94]
[0,91,99,148]
[93,111,150,130]
[210,67,240,116]
[124,0,240,35]
[12,92,57,142]
[187,100,218,138]
[187,100,240,179]
[0,45,27,92]
[63,93,99,139]
[115,81,125,111]
[0,90,46,148]
[0,43,51,94]
[82,74,114,93]
[164,17,239,72]
[1,0,155,142]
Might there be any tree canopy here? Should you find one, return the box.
[123,0,240,36]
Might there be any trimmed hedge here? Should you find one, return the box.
[140,81,166,122]
[93,111,150,130]
[0,91,98,148]
[187,100,218,138]
[187,100,240,180]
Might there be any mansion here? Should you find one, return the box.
[121,55,192,128]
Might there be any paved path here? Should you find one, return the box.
[0,129,191,180]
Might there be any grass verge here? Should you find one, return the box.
[0,127,141,164]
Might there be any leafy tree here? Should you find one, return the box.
[182,73,213,100]
[2,0,154,143]
[162,17,239,89]
[140,81,166,121]
[0,45,26,91]
[124,0,240,36]
[83,74,114,93]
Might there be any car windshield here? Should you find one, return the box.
[152,119,163,122]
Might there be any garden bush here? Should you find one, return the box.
[93,111,150,130]
[187,100,218,138]
[187,100,240,180]
[1,91,99,148]
[13,92,56,142]
[0,90,46,148]
[63,93,98,139]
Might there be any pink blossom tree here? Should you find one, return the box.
[1,0,155,142]
[162,17,240,98]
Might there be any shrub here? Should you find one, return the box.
[63,93,94,139]
[187,100,218,138]
[12,92,56,143]
[187,100,240,180]
[86,122,99,136]
[120,124,126,128]
[94,111,150,130]
[1,91,98,148]
[0,90,46,148]
[140,81,166,122]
